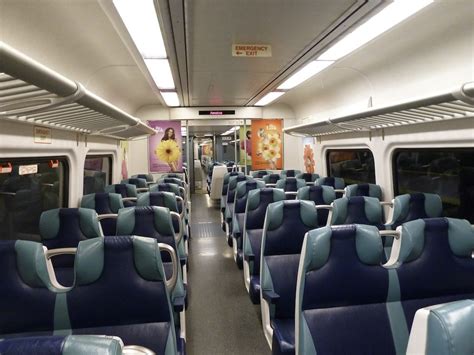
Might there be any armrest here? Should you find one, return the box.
[244,253,255,262]
[380,230,400,240]
[122,197,137,202]
[46,247,77,259]
[170,211,183,244]
[158,243,178,292]
[136,188,149,193]
[265,183,277,187]
[334,189,345,194]
[380,201,393,207]
[262,289,280,304]
[315,204,332,211]
[97,213,118,221]
[285,191,298,196]
[172,295,185,313]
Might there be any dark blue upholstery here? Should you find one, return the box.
[332,196,386,231]
[261,200,319,354]
[296,225,395,355]
[297,186,335,226]
[264,174,281,185]
[105,184,137,207]
[390,193,443,229]
[0,336,64,355]
[397,218,474,330]
[80,193,123,236]
[295,173,319,183]
[67,237,177,354]
[252,170,270,178]
[0,241,56,336]
[243,188,285,304]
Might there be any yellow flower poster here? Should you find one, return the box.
[251,119,283,170]
[148,120,182,172]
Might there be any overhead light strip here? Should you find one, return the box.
[258,0,433,105]
[113,0,180,106]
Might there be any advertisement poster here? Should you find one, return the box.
[251,119,283,170]
[303,137,316,174]
[120,141,129,179]
[239,126,252,166]
[148,120,183,173]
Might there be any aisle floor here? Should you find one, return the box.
[186,193,271,355]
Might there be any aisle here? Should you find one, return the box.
[186,193,271,355]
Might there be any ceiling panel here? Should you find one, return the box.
[187,0,360,106]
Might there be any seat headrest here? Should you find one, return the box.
[345,183,382,199]
[122,178,147,188]
[398,218,474,263]
[75,236,166,286]
[39,208,102,240]
[116,206,174,236]
[137,191,178,212]
[331,196,383,225]
[305,225,384,271]
[315,177,345,189]
[266,200,319,230]
[228,175,249,189]
[297,185,336,204]
[133,174,154,182]
[151,182,180,195]
[392,193,442,223]
[81,193,124,214]
[235,180,265,198]
[0,240,53,288]
[246,188,286,210]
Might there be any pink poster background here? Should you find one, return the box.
[148,120,183,173]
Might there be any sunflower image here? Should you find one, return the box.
[303,144,315,173]
[155,140,181,171]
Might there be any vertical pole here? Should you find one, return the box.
[243,120,247,175]
[234,126,238,171]
[213,134,217,162]
[186,120,191,193]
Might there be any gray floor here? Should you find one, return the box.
[186,193,271,355]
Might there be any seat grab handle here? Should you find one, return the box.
[158,243,178,291]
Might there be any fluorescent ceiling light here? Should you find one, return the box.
[145,59,175,90]
[161,92,180,107]
[113,0,167,58]
[221,126,240,136]
[254,92,285,106]
[318,0,433,61]
[278,61,334,90]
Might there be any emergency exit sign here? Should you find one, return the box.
[232,44,272,57]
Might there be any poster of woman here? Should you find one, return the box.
[148,120,183,173]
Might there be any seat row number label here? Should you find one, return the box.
[232,44,272,57]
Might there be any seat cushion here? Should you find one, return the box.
[271,318,295,354]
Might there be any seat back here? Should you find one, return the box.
[275,178,306,192]
[261,200,319,319]
[158,177,185,188]
[0,335,124,355]
[407,299,474,355]
[209,165,228,200]
[390,193,442,229]
[281,169,301,178]
[162,173,184,181]
[234,180,266,215]
[263,173,281,185]
[295,173,320,184]
[221,172,243,208]
[226,175,250,204]
[296,225,394,355]
[150,182,184,214]
[120,178,147,189]
[0,240,56,336]
[104,184,138,199]
[315,176,345,189]
[137,192,181,237]
[297,185,336,226]
[66,236,178,354]
[80,193,124,235]
[345,183,383,200]
[331,196,386,230]
[251,170,270,178]
[131,174,154,183]
[394,218,474,333]
[116,206,176,262]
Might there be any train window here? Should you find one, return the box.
[326,149,375,185]
[83,155,112,195]
[0,157,68,241]
[393,149,474,223]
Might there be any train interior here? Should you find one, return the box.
[0,0,473,354]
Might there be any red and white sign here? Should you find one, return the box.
[232,44,272,57]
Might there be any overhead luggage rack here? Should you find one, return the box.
[284,82,474,137]
[0,42,156,140]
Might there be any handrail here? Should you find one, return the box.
[46,247,77,259]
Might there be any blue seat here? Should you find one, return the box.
[251,170,270,179]
[295,173,319,185]
[407,299,474,355]
[39,208,103,286]
[131,173,155,184]
[220,172,244,216]
[275,178,307,200]
[66,236,182,354]
[260,200,319,354]
[393,217,474,343]
[388,193,442,229]
[0,335,124,355]
[330,196,387,230]
[243,188,286,304]
[105,184,138,207]
[263,173,281,187]
[296,185,336,226]
[280,170,301,178]
[151,182,188,224]
[121,178,148,193]
[224,175,251,240]
[295,224,395,355]
[231,180,265,269]
[137,192,187,265]
[80,193,124,235]
[0,240,57,337]
[157,178,189,214]
[344,183,383,199]
[315,177,345,197]
[116,207,187,313]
